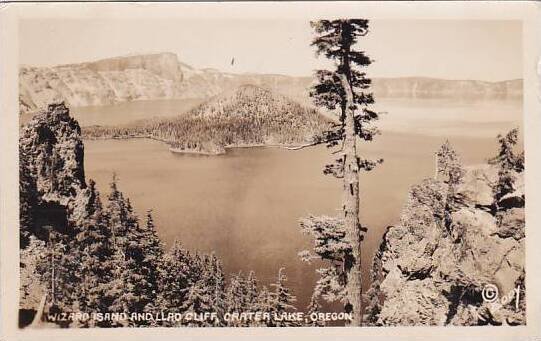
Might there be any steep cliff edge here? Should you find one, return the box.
[370,150,525,326]
[20,53,184,114]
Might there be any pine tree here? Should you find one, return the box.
[224,271,261,327]
[269,268,299,327]
[44,228,80,324]
[308,19,380,325]
[105,176,166,325]
[224,273,245,326]
[181,281,212,326]
[435,140,465,187]
[71,179,119,325]
[254,285,275,327]
[106,174,128,250]
[299,215,349,305]
[489,128,524,208]
[435,141,465,231]
[200,253,227,326]
[181,255,217,327]
[245,271,259,311]
[160,240,192,318]
[137,209,165,314]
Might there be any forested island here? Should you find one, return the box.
[82,85,331,155]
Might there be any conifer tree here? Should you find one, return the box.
[225,273,244,311]
[254,285,275,327]
[183,282,214,326]
[224,271,260,326]
[44,228,80,323]
[435,141,465,230]
[201,253,227,326]
[106,174,130,250]
[435,140,465,186]
[137,209,165,313]
[308,18,380,325]
[245,271,259,311]
[299,215,349,307]
[105,176,166,325]
[269,268,299,327]
[159,240,193,326]
[72,179,118,325]
[489,128,524,208]
[181,274,215,327]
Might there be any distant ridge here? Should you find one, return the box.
[19,52,523,115]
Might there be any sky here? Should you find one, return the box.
[19,19,522,81]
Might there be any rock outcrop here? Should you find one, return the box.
[20,102,86,200]
[19,53,523,115]
[372,164,525,326]
[19,102,95,241]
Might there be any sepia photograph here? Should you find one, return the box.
[1,2,540,340]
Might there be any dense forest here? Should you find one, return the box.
[19,103,316,328]
[83,85,331,155]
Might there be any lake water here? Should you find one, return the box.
[20,98,204,127]
[82,98,522,311]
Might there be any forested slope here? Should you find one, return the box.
[19,103,303,328]
[83,85,331,154]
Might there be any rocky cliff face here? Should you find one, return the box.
[372,164,525,326]
[20,53,185,114]
[19,53,523,115]
[20,102,86,201]
[19,102,94,241]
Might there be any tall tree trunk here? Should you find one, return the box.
[339,73,362,326]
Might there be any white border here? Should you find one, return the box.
[1,2,540,340]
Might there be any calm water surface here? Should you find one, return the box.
[83,98,522,309]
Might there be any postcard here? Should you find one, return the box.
[1,2,540,340]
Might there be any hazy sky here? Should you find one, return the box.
[19,19,522,81]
